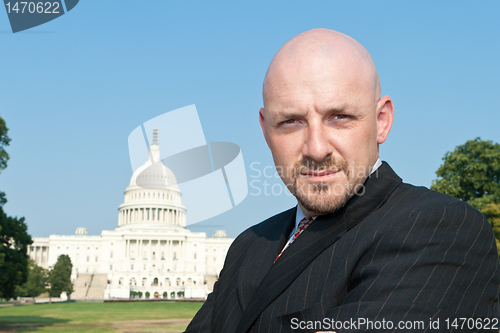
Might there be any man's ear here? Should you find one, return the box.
[259,107,269,145]
[376,96,394,144]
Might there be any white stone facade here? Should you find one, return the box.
[29,134,233,299]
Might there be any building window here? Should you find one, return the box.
[95,256,98,262]
[143,264,146,270]
[194,253,197,260]
[110,265,113,271]
[87,256,90,262]
[110,252,113,259]
[131,264,134,270]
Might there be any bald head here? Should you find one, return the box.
[263,29,380,107]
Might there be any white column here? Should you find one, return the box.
[140,239,143,259]
[149,240,152,260]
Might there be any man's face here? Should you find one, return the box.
[260,59,390,216]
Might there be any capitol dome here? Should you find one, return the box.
[118,129,186,228]
[129,159,178,190]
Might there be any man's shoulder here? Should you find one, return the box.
[388,181,488,228]
[396,181,478,210]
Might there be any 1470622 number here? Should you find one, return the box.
[5,2,60,14]
[445,317,499,330]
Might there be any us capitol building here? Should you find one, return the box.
[28,131,234,300]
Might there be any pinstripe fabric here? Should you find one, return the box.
[185,162,500,333]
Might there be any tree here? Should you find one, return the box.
[48,255,73,300]
[0,116,10,172]
[15,259,48,301]
[432,138,500,259]
[431,138,500,210]
[0,226,4,268]
[0,205,32,300]
[0,116,32,301]
[481,203,500,258]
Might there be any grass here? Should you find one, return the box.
[0,301,202,332]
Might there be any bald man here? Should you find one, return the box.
[185,29,500,333]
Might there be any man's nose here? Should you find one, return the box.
[302,122,333,162]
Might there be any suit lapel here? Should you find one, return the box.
[235,162,402,333]
[236,207,296,311]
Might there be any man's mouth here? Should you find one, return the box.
[300,169,341,179]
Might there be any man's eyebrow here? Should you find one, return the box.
[276,106,349,119]
[276,111,303,119]
[326,106,349,113]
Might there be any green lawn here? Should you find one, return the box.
[0,301,203,332]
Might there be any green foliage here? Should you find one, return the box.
[48,255,73,299]
[0,115,32,300]
[0,226,4,267]
[145,291,150,298]
[137,291,143,298]
[15,259,48,298]
[163,291,168,298]
[481,203,500,258]
[0,205,32,300]
[431,138,500,210]
[0,115,10,172]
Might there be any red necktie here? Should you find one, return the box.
[275,217,313,262]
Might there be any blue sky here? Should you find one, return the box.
[1,1,499,239]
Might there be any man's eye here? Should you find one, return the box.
[281,119,297,125]
[333,114,349,120]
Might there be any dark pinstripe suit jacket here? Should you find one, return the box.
[186,162,500,332]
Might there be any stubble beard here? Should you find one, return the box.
[290,157,359,215]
